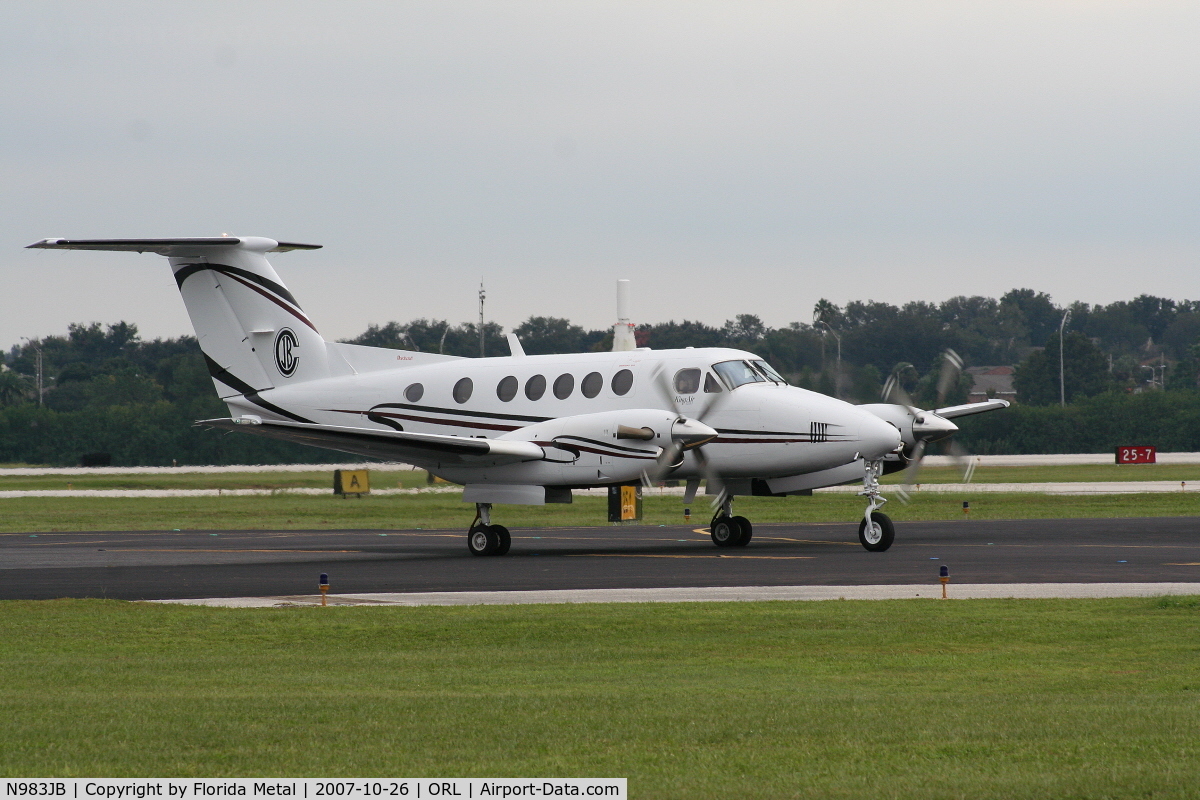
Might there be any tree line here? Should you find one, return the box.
[3,288,1200,465]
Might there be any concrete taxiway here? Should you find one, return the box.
[2,517,1199,602]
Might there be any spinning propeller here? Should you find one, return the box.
[881,349,976,499]
[642,364,728,506]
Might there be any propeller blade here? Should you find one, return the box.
[936,349,964,407]
[646,440,684,482]
[648,363,683,417]
[694,448,726,508]
[882,369,916,408]
[947,439,977,484]
[895,439,926,504]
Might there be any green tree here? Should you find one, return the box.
[513,316,587,355]
[1015,332,1112,405]
[1000,288,1060,346]
[722,314,766,343]
[0,370,29,406]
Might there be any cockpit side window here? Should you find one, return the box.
[673,368,702,394]
[713,360,765,389]
[703,372,723,393]
[751,360,788,384]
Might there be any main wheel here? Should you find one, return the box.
[468,525,499,556]
[858,512,895,552]
[711,515,740,547]
[730,516,753,547]
[492,524,512,555]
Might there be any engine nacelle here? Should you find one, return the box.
[499,408,677,483]
[858,403,958,454]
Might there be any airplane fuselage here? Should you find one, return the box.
[225,346,903,487]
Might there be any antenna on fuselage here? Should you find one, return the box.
[613,279,636,351]
[478,280,486,357]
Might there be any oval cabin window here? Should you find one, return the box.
[611,369,633,396]
[405,383,423,402]
[674,368,701,394]
[581,372,603,398]
[453,377,473,404]
[553,373,574,399]
[496,376,518,402]
[525,374,547,401]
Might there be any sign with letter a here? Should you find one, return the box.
[334,469,371,497]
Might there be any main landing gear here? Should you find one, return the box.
[467,503,511,557]
[710,495,752,548]
[858,460,895,552]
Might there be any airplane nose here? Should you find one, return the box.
[858,411,903,460]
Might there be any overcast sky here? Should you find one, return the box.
[3,1,1198,349]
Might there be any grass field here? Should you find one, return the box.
[1,491,1199,533]
[0,469,431,491]
[3,462,1200,492]
[1,597,1197,797]
[881,462,1200,484]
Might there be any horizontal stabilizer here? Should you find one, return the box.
[934,399,1011,419]
[27,237,321,255]
[199,418,544,466]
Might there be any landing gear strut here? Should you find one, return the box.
[858,460,894,552]
[710,494,752,548]
[467,503,511,556]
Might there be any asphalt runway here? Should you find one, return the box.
[2,516,1199,601]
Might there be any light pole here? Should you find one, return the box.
[20,338,43,406]
[1142,360,1167,390]
[1058,310,1071,407]
[815,320,842,399]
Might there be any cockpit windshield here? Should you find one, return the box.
[713,360,765,389]
[713,359,789,389]
[751,360,788,384]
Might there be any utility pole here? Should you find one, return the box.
[478,281,486,358]
[1059,310,1071,407]
[815,320,841,400]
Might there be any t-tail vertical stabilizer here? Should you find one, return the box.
[26,237,328,401]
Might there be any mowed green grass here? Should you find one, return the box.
[881,462,1200,484]
[1,491,1200,533]
[2,461,1198,493]
[0,469,431,491]
[1,598,1198,798]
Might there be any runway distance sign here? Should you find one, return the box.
[1116,446,1156,464]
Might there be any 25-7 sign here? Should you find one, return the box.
[1116,446,1156,464]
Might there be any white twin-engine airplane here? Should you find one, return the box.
[28,236,1008,555]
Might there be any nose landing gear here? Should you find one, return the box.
[858,460,894,551]
[467,503,512,556]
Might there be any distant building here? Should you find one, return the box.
[966,366,1017,404]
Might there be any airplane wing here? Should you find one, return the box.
[933,399,1011,419]
[199,418,544,466]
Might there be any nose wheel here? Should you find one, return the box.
[467,503,512,556]
[858,512,894,551]
[857,460,894,552]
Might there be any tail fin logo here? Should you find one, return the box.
[274,328,299,377]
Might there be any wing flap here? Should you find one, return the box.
[199,418,544,466]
